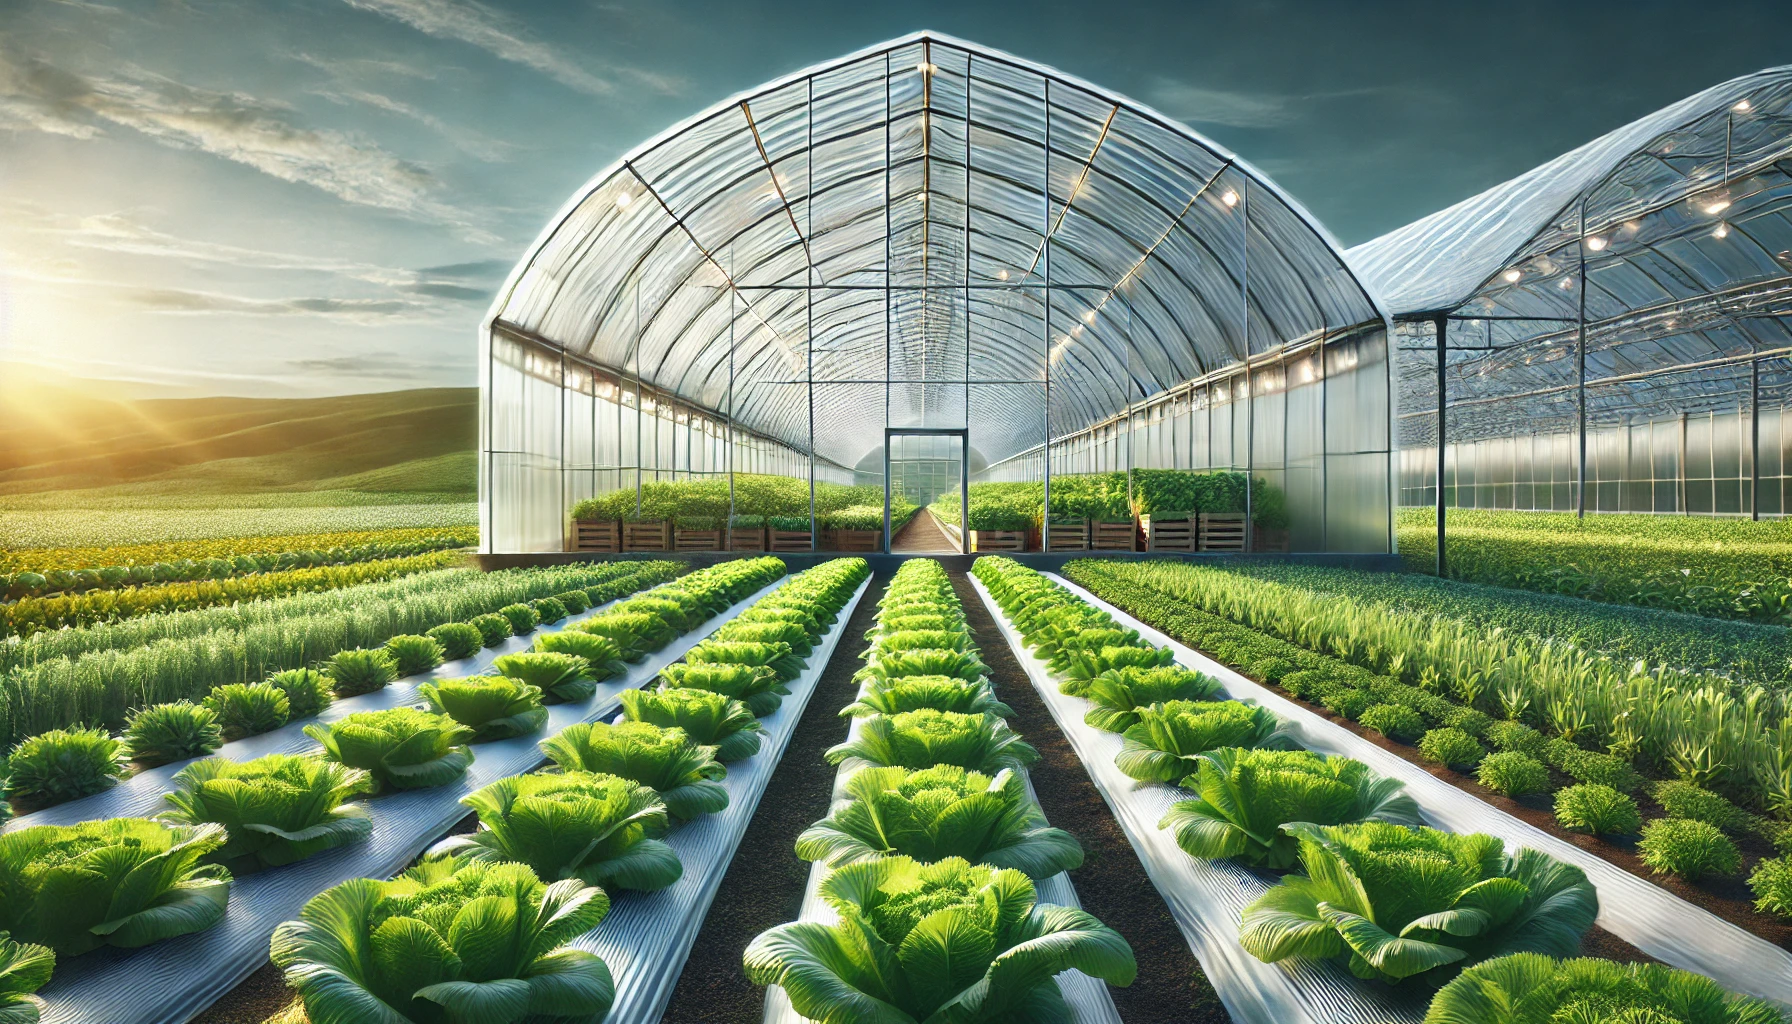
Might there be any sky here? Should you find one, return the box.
[1,0,1789,398]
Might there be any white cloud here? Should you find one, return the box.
[1147,78,1297,128]
[338,0,678,96]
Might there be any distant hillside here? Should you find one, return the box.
[0,368,477,496]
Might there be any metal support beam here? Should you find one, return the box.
[1575,200,1589,519]
[1752,348,1762,520]
[1435,313,1447,578]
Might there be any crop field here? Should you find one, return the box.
[1400,507,1792,623]
[0,500,478,549]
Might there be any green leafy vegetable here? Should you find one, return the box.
[265,668,335,721]
[1423,951,1782,1024]
[493,651,595,705]
[0,818,231,956]
[540,720,728,821]
[840,675,1013,720]
[6,727,126,807]
[499,602,540,635]
[854,649,990,684]
[1239,822,1597,984]
[685,639,805,683]
[159,754,372,872]
[426,622,485,662]
[203,682,291,741]
[305,708,475,794]
[324,648,398,698]
[797,765,1082,879]
[533,630,627,684]
[1080,666,1223,733]
[826,710,1038,774]
[383,634,445,678]
[419,677,549,743]
[619,686,764,762]
[122,702,222,767]
[743,856,1136,1024]
[271,859,613,1024]
[1160,748,1422,868]
[658,662,785,718]
[431,771,681,893]
[1113,700,1290,783]
[0,932,53,1023]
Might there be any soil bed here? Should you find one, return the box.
[1075,576,1778,954]
[952,571,1229,1023]
[659,571,891,1024]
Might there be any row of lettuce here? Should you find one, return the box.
[1064,559,1792,927]
[744,558,1137,1020]
[1399,507,1792,625]
[930,470,1288,532]
[0,560,677,813]
[569,473,917,532]
[973,556,1780,1023]
[0,561,685,749]
[0,527,476,598]
[0,556,871,1022]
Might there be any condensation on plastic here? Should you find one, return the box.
[562,574,871,1024]
[29,574,792,1024]
[762,680,1124,1024]
[970,574,1425,1024]
[1041,571,1792,1011]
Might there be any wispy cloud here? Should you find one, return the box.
[123,285,421,321]
[338,0,679,96]
[0,49,491,238]
[288,351,446,374]
[1148,78,1391,130]
[319,85,514,162]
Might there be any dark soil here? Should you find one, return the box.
[660,571,892,1024]
[953,572,1230,1023]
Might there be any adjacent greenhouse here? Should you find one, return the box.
[479,32,1395,555]
[1351,65,1792,521]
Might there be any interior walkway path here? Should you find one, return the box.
[891,508,958,552]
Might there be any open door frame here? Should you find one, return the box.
[883,427,969,553]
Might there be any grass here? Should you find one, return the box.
[0,502,476,548]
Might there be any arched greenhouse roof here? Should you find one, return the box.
[484,31,1387,471]
[1348,65,1792,444]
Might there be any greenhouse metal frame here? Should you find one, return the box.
[1348,64,1792,569]
[479,31,1395,555]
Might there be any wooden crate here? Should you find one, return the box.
[1197,513,1247,552]
[1044,518,1089,551]
[1252,528,1291,554]
[728,526,767,552]
[769,528,813,552]
[623,520,671,552]
[674,528,723,551]
[968,529,1026,553]
[825,529,882,552]
[571,520,619,553]
[1089,519,1137,551]
[1142,514,1196,552]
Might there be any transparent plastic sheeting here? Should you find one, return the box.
[763,680,1123,1024]
[27,575,791,1024]
[1040,572,1792,1010]
[564,575,870,1024]
[969,575,1425,1024]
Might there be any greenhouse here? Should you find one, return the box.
[479,32,1395,556]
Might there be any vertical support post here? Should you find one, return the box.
[882,54,894,554]
[1041,81,1053,552]
[727,248,736,528]
[1679,410,1688,514]
[1576,199,1589,518]
[1434,314,1447,577]
[1752,348,1762,520]
[558,349,566,550]
[633,282,643,518]
[1241,182,1254,552]
[806,76,816,551]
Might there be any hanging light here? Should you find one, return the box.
[1585,236,1607,252]
[996,268,1010,281]
[1735,98,1753,112]
[1559,277,1575,290]
[916,61,936,74]
[1082,309,1097,324]
[615,191,634,209]
[1703,197,1732,215]
[1221,190,1238,207]
[1714,222,1730,239]
[1503,268,1522,283]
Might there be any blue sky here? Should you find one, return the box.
[2,0,1788,397]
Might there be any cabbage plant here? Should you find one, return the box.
[827,710,1037,774]
[1160,749,1422,868]
[305,708,475,794]
[0,818,231,956]
[1081,666,1223,733]
[1239,822,1597,985]
[0,932,53,1022]
[840,676,1012,719]
[533,630,627,683]
[1114,700,1290,783]
[716,619,813,657]
[854,649,990,684]
[1060,645,1175,692]
[271,859,614,1024]
[6,727,126,806]
[159,754,373,872]
[122,701,222,767]
[494,651,595,705]
[744,856,1135,1023]
[431,771,681,893]
[203,682,291,741]
[1423,951,1783,1024]
[577,611,675,659]
[540,721,728,820]
[420,677,548,742]
[658,662,785,717]
[619,687,763,762]
[868,629,974,658]
[685,639,805,683]
[797,765,1082,879]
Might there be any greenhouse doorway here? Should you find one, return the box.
[885,429,967,553]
